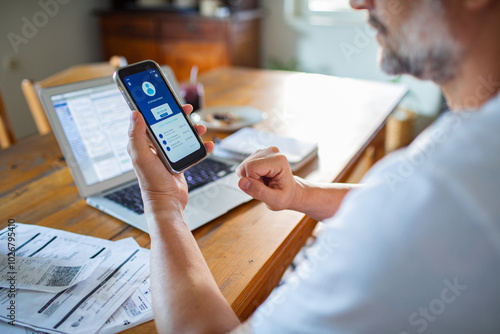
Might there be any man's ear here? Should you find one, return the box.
[464,0,496,11]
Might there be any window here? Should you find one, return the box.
[307,0,352,12]
[285,0,366,26]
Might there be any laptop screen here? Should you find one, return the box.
[50,83,133,186]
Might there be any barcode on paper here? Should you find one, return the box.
[45,266,82,286]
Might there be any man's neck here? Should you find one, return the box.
[441,56,500,111]
[440,10,500,111]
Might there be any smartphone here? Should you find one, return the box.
[114,60,207,174]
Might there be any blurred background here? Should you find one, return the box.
[0,0,442,146]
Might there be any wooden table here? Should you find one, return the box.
[0,67,406,333]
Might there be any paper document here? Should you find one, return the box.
[0,277,154,334]
[0,320,46,333]
[0,223,150,334]
[98,277,153,334]
[0,254,103,293]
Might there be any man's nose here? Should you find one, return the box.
[350,0,375,10]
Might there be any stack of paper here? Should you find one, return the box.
[0,223,153,334]
[213,127,318,172]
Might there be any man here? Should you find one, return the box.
[127,0,500,333]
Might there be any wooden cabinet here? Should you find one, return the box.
[97,10,261,81]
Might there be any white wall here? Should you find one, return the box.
[261,0,442,117]
[0,0,110,139]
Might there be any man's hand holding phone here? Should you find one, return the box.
[128,105,214,215]
[114,60,207,174]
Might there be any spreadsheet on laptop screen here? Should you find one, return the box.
[51,83,133,186]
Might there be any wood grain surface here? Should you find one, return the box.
[0,67,405,333]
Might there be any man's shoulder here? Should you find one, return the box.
[333,105,500,249]
[368,106,500,197]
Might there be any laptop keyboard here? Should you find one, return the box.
[105,183,144,214]
[185,158,233,192]
[104,158,234,215]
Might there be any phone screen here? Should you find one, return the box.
[123,68,201,164]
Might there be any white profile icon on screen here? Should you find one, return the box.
[142,81,156,97]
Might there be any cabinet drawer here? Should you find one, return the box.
[161,18,226,41]
[101,16,157,38]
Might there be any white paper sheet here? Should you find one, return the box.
[0,223,150,334]
[0,319,47,333]
[0,254,104,293]
[97,277,153,334]
[0,277,154,334]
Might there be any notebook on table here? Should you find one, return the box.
[213,127,319,172]
[39,68,252,233]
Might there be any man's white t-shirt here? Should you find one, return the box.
[250,93,500,333]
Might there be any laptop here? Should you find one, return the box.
[39,67,252,233]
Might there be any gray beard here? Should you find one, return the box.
[377,2,462,84]
[379,46,460,84]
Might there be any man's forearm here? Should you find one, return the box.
[146,203,240,334]
[292,178,360,221]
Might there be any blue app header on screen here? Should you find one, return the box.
[124,69,182,126]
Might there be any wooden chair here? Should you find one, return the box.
[0,90,16,149]
[21,56,128,135]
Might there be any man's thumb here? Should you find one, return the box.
[128,111,151,163]
[238,177,272,203]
